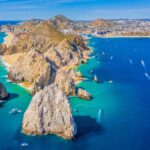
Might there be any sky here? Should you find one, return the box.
[0,0,150,20]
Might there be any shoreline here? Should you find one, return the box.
[93,35,150,38]
[1,32,92,91]
[1,32,32,91]
[3,32,14,47]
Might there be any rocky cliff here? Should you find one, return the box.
[0,82,9,100]
[4,21,88,94]
[1,18,91,139]
[22,84,77,139]
[8,49,54,93]
[48,15,76,31]
[55,68,76,96]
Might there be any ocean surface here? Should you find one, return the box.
[0,21,21,26]
[0,32,150,150]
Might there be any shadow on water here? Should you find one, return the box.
[9,93,19,100]
[74,115,105,139]
[0,93,19,108]
[3,116,105,150]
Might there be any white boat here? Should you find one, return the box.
[108,80,113,83]
[93,75,99,82]
[9,108,22,114]
[21,142,29,147]
[73,109,79,112]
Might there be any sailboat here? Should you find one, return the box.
[93,75,99,83]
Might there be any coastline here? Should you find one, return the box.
[1,32,92,91]
[3,32,14,47]
[1,32,32,90]
[93,35,150,38]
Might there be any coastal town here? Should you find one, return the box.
[0,16,150,37]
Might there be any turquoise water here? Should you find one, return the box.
[0,32,150,150]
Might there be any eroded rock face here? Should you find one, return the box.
[22,84,77,139]
[8,49,53,92]
[55,68,76,96]
[77,88,92,100]
[0,82,9,100]
[45,39,83,68]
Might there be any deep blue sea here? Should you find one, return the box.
[0,21,21,26]
[0,32,150,150]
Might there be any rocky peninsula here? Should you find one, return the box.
[0,17,91,139]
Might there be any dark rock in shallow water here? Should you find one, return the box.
[0,82,9,100]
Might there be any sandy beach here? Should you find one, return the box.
[3,53,24,67]
[2,53,32,90]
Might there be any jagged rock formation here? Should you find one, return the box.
[48,15,76,31]
[8,49,54,93]
[2,21,65,54]
[0,82,9,100]
[22,84,77,139]
[0,44,6,55]
[55,68,76,96]
[45,38,83,68]
[3,20,88,94]
[77,88,92,100]
[0,18,91,140]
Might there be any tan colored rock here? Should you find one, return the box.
[77,88,92,100]
[44,48,63,68]
[55,68,76,96]
[22,84,77,139]
[8,49,53,92]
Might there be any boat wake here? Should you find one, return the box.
[141,60,146,72]
[129,59,133,65]
[110,56,114,60]
[97,109,103,124]
[144,72,150,80]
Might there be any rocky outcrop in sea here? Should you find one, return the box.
[77,88,92,100]
[22,84,77,139]
[0,82,9,100]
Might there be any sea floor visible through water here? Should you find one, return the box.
[0,32,150,150]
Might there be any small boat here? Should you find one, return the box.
[9,108,22,114]
[129,59,133,64]
[110,56,114,60]
[108,80,113,83]
[102,52,105,55]
[90,69,93,73]
[73,109,79,113]
[7,80,12,83]
[93,75,99,83]
[21,142,29,147]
